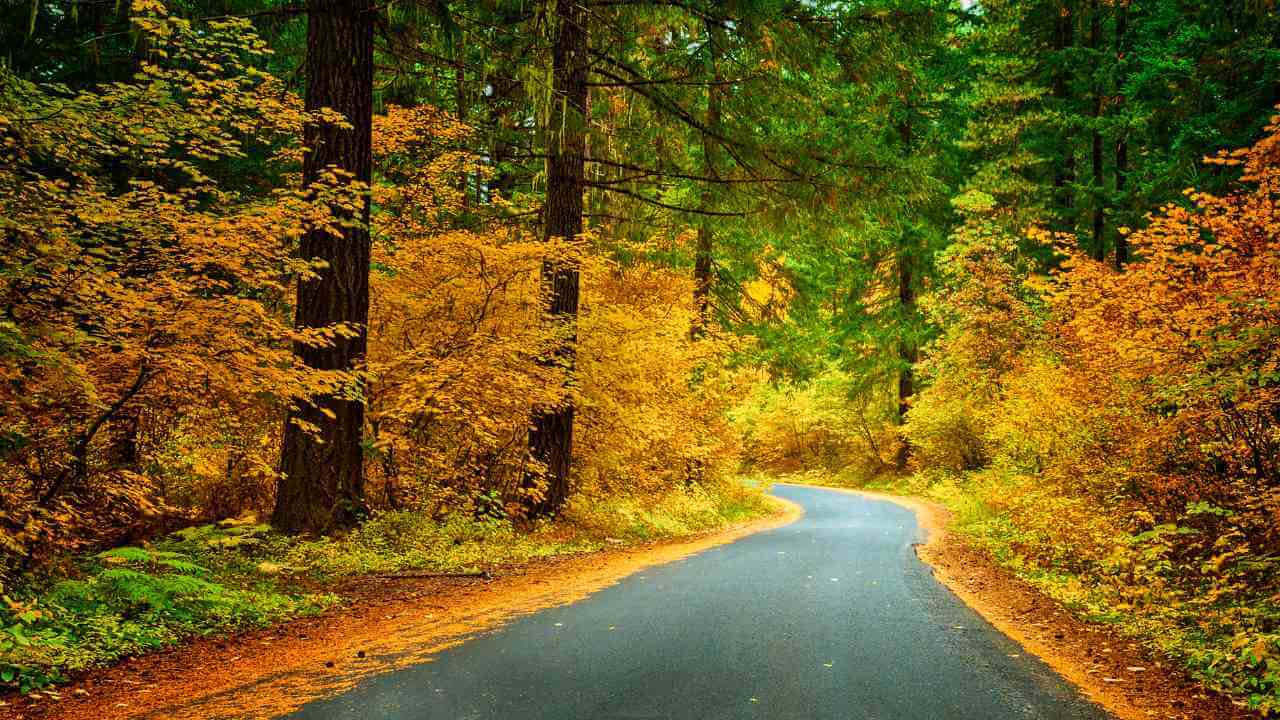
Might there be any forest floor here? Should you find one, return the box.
[0,496,800,720]
[792,475,1255,720]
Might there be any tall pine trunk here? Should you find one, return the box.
[455,55,470,208]
[692,19,725,339]
[486,74,520,202]
[1113,0,1129,269]
[525,0,587,517]
[894,120,917,471]
[1088,0,1106,261]
[894,251,917,470]
[1052,1,1076,224]
[274,0,375,534]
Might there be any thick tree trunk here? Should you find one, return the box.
[896,256,916,426]
[1089,0,1105,261]
[274,0,374,535]
[692,19,725,339]
[525,0,587,518]
[1113,0,1129,269]
[692,224,714,333]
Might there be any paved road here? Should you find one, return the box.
[285,484,1111,719]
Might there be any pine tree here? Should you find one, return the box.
[523,0,589,517]
[274,0,376,534]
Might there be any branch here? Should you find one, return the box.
[376,570,493,580]
[39,362,153,506]
[587,183,750,216]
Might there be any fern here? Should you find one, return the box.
[97,547,209,575]
[96,547,153,564]
[98,568,174,609]
[171,521,270,549]
[155,557,209,575]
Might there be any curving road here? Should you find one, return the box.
[285,484,1111,720]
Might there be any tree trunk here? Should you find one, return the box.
[524,0,588,518]
[895,120,916,471]
[486,74,520,202]
[692,18,725,339]
[1113,0,1129,269]
[895,251,917,471]
[105,407,141,470]
[275,0,374,535]
[455,58,470,208]
[1052,1,1076,223]
[1089,0,1105,261]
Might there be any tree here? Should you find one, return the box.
[274,0,376,534]
[1112,0,1129,268]
[1086,0,1105,260]
[691,16,726,339]
[523,0,589,517]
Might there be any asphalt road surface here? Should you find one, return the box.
[285,484,1112,720]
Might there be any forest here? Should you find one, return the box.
[1,0,1279,715]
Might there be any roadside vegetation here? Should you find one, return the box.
[1,483,769,694]
[726,2,1280,713]
[740,117,1280,709]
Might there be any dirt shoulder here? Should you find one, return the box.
[1,497,802,720]
[834,486,1253,720]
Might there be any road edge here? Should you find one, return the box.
[790,483,1251,720]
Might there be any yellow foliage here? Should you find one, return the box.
[911,112,1280,708]
[0,10,324,564]
[731,367,897,476]
[0,7,748,572]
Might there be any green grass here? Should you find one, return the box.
[0,480,773,695]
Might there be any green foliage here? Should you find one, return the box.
[1,536,334,695]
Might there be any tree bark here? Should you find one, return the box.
[895,251,917,470]
[455,57,470,208]
[275,0,375,535]
[1089,0,1105,261]
[486,74,521,202]
[692,18,725,339]
[895,120,916,471]
[524,0,588,518]
[1113,0,1129,269]
[1052,1,1076,223]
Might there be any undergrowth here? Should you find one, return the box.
[0,481,771,695]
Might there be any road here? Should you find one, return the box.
[284,484,1111,720]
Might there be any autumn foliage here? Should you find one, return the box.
[0,9,747,576]
[0,9,317,562]
[6,0,1280,711]
[906,115,1280,710]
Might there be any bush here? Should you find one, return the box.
[1,535,333,693]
